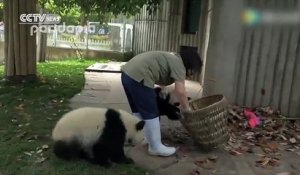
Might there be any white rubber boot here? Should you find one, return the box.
[144,117,176,156]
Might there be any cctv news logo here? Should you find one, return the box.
[20,14,96,36]
[20,13,61,36]
[20,14,61,24]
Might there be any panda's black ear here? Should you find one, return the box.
[165,93,170,101]
[173,102,180,106]
[136,121,145,131]
[154,87,162,94]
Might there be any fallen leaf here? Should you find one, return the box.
[17,98,24,102]
[289,138,297,144]
[208,155,218,162]
[11,119,18,123]
[190,169,201,175]
[210,169,217,174]
[229,149,242,156]
[265,127,274,132]
[16,131,27,138]
[280,142,288,146]
[36,149,43,154]
[245,132,255,136]
[254,153,266,157]
[24,152,32,156]
[41,79,47,84]
[267,143,279,152]
[260,157,271,167]
[256,156,280,168]
[276,172,291,175]
[261,106,274,115]
[228,141,241,149]
[239,145,253,153]
[286,148,295,152]
[27,135,38,141]
[42,145,49,150]
[35,157,47,164]
[118,172,127,175]
[228,109,243,119]
[269,158,280,167]
[279,134,288,140]
[194,157,215,169]
[15,104,25,111]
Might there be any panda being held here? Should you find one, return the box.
[121,50,202,157]
[154,86,191,120]
[52,107,145,167]
[155,87,181,120]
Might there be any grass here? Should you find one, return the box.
[0,59,147,175]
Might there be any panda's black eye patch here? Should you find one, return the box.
[127,139,133,144]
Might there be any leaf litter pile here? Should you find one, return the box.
[226,105,300,169]
[8,98,65,165]
[168,105,300,175]
[23,144,49,164]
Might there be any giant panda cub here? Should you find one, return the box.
[155,87,191,120]
[155,87,181,120]
[52,107,145,167]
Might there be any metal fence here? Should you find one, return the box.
[0,22,133,52]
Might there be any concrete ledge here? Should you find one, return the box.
[45,46,133,61]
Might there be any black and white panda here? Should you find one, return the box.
[155,87,192,120]
[155,87,182,120]
[52,107,145,167]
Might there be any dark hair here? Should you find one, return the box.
[179,51,203,76]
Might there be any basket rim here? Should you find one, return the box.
[183,94,227,114]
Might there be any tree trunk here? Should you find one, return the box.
[80,14,89,57]
[37,7,47,62]
[80,14,88,26]
[3,0,37,83]
[37,32,47,62]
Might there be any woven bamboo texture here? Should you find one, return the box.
[181,95,229,150]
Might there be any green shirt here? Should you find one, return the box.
[121,51,186,88]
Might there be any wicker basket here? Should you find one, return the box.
[180,94,229,150]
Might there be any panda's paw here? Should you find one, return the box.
[99,161,112,168]
[123,157,134,164]
[91,158,112,168]
[112,157,134,164]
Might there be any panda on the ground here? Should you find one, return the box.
[52,107,145,167]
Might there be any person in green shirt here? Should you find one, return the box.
[121,50,202,157]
